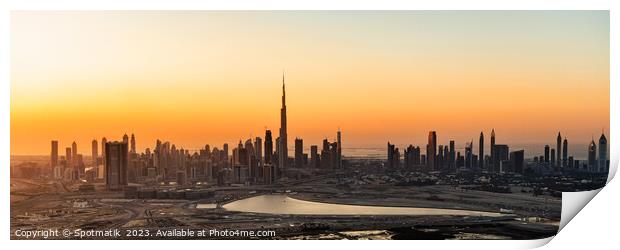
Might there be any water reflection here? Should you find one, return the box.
[196,203,217,209]
[219,194,502,216]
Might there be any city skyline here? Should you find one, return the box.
[11,11,609,155]
[42,129,608,161]
[9,10,612,241]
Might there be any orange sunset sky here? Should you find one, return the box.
[11,11,609,155]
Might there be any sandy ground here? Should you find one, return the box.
[10,178,559,240]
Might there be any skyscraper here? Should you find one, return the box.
[510,150,525,174]
[91,139,98,167]
[101,137,107,169]
[51,140,58,170]
[71,141,78,167]
[556,132,562,168]
[437,145,444,169]
[427,131,437,171]
[550,148,556,169]
[404,145,415,169]
[544,145,550,163]
[264,130,273,164]
[465,142,473,169]
[493,144,509,172]
[449,140,455,169]
[337,128,342,169]
[254,136,263,163]
[105,141,129,190]
[130,133,136,154]
[66,147,72,169]
[490,129,496,165]
[588,139,597,172]
[387,142,395,168]
[294,138,303,168]
[278,73,288,171]
[310,145,319,168]
[322,139,332,169]
[599,132,607,172]
[392,147,401,168]
[123,133,129,145]
[223,143,229,163]
[479,132,484,170]
[562,138,568,167]
[443,145,449,169]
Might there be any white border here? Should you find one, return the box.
[1,1,617,249]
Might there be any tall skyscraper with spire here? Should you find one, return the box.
[278,73,288,171]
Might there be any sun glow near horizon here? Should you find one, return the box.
[10,11,609,155]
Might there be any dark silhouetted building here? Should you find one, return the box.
[278,74,288,171]
[71,141,78,167]
[123,133,129,145]
[479,132,484,170]
[295,138,303,168]
[562,138,568,168]
[130,133,136,154]
[550,148,556,169]
[101,137,107,170]
[310,145,319,168]
[51,140,58,171]
[427,131,437,171]
[510,150,524,174]
[490,129,495,166]
[404,145,421,170]
[556,132,562,169]
[465,141,473,169]
[264,130,273,164]
[449,140,455,170]
[105,141,128,190]
[91,139,98,177]
[387,142,395,168]
[599,132,607,172]
[337,128,342,169]
[65,147,72,170]
[492,144,509,172]
[437,145,444,169]
[588,139,597,172]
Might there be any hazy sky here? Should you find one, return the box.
[11,11,609,155]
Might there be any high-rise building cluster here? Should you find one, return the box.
[530,131,608,173]
[386,130,609,174]
[385,129,609,175]
[48,73,344,189]
[46,73,607,189]
[49,140,86,180]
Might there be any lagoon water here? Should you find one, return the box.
[219,194,502,217]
